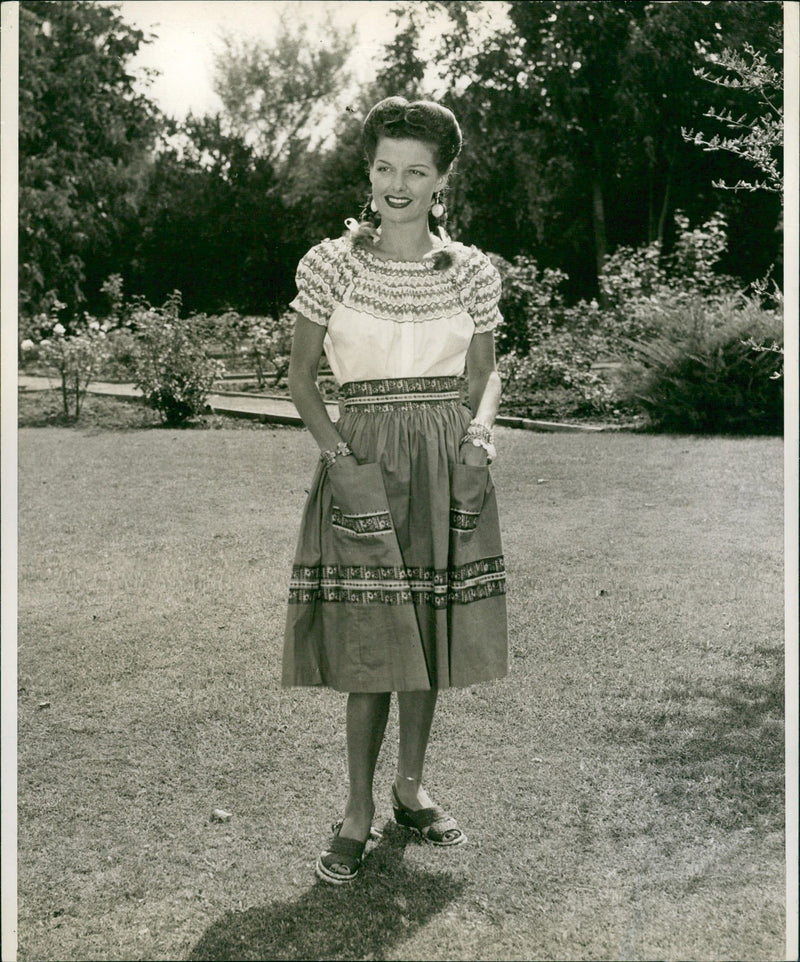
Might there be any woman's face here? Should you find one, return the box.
[369,137,447,227]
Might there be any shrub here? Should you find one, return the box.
[489,253,568,355]
[498,339,622,421]
[129,292,225,424]
[597,211,741,348]
[251,312,295,388]
[599,238,670,313]
[20,302,110,420]
[491,213,740,360]
[667,211,736,297]
[488,212,778,429]
[208,310,252,356]
[104,327,139,380]
[198,311,295,387]
[621,295,782,434]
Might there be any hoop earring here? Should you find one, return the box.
[430,192,445,219]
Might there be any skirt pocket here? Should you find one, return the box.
[449,462,492,532]
[326,461,405,569]
[328,461,394,537]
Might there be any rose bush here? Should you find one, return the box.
[251,311,294,388]
[128,291,225,424]
[20,300,110,420]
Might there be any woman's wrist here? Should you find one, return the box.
[319,441,353,468]
[463,418,494,442]
[459,418,496,463]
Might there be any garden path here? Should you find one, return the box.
[17,374,609,432]
[17,374,337,426]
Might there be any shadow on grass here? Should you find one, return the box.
[611,660,784,831]
[187,823,467,961]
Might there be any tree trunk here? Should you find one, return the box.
[645,137,656,243]
[591,171,609,309]
[656,157,674,247]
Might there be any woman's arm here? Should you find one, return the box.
[461,331,502,465]
[287,315,347,453]
[466,331,502,425]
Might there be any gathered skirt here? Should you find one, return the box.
[282,377,508,692]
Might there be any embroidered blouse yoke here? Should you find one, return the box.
[289,236,503,384]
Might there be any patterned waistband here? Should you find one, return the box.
[340,377,462,410]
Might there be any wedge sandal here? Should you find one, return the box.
[391,785,467,846]
[316,819,382,885]
[315,829,368,885]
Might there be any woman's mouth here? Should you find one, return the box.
[384,196,413,208]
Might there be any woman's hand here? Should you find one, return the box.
[458,440,489,466]
[327,453,362,477]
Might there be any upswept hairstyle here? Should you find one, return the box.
[351,97,463,261]
[362,96,462,173]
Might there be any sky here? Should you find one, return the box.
[114,1,413,119]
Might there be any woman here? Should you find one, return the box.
[282,96,508,884]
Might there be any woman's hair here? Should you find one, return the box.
[362,96,462,173]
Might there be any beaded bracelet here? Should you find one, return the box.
[460,419,494,444]
[320,441,353,468]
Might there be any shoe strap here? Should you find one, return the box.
[405,805,452,830]
[326,834,366,859]
[392,786,459,832]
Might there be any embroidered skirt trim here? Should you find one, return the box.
[288,556,506,608]
[340,376,462,410]
[450,508,481,531]
[331,505,393,535]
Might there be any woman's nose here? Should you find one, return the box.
[390,171,407,192]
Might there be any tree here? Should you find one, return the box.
[125,13,355,316]
[212,13,353,170]
[371,5,427,100]
[389,1,781,296]
[18,0,160,321]
[130,113,307,316]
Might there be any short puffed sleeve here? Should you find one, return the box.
[289,239,347,327]
[458,249,503,333]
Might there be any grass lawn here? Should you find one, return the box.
[17,398,784,961]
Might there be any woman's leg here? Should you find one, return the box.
[394,689,439,810]
[338,691,391,841]
[393,689,466,845]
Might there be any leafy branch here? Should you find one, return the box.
[682,43,782,192]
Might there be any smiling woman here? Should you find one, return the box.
[281,96,508,886]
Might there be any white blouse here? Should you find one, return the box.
[289,236,503,385]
